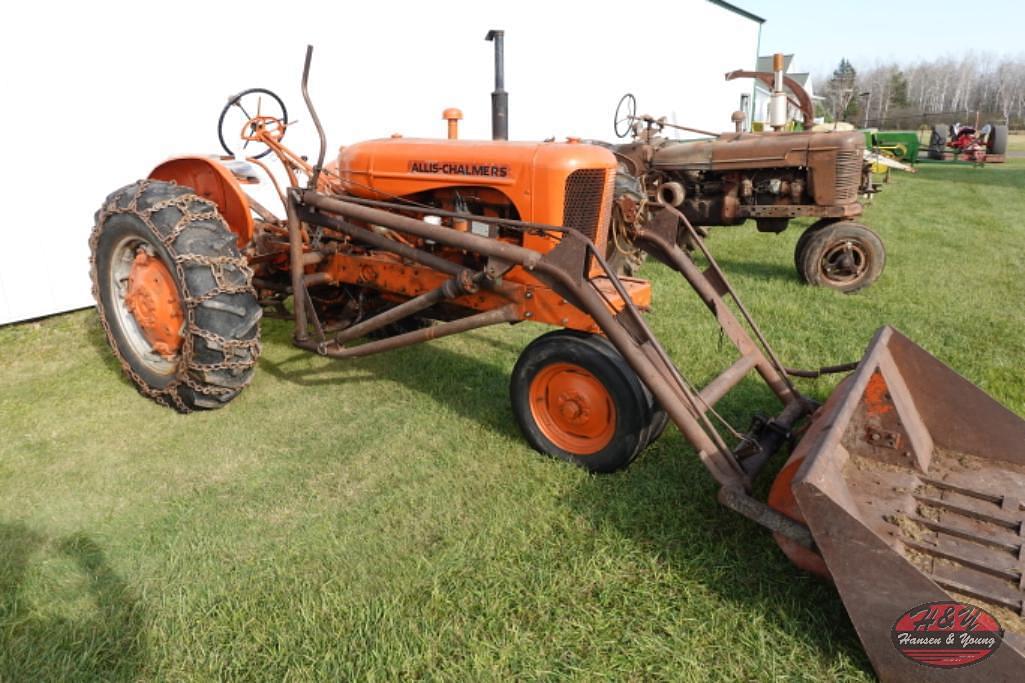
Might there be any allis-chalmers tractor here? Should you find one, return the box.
[90,41,1025,680]
[605,58,884,293]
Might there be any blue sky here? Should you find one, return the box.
[736,1,1025,74]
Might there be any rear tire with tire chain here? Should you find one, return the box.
[90,180,261,411]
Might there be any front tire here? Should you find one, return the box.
[797,221,885,293]
[510,330,659,473]
[90,180,261,411]
[793,219,832,279]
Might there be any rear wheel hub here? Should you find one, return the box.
[123,250,184,359]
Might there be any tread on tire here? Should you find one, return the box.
[90,180,261,411]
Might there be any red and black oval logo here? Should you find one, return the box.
[892,600,1003,668]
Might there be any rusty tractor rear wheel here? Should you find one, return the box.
[797,221,885,293]
[510,330,660,473]
[90,180,261,411]
[928,124,948,159]
[987,123,1009,155]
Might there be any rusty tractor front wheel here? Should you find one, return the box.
[796,221,885,293]
[90,180,261,411]
[510,330,664,473]
[793,219,830,277]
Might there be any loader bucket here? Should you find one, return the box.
[773,326,1025,680]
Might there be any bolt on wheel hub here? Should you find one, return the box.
[123,250,184,359]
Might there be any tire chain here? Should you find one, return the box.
[89,180,261,412]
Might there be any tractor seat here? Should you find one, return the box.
[219,158,260,183]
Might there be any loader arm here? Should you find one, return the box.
[285,186,815,529]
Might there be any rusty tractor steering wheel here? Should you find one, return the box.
[239,116,287,146]
[217,88,288,159]
[614,93,637,139]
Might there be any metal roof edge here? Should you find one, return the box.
[706,0,766,24]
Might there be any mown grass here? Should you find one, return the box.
[1,160,1024,680]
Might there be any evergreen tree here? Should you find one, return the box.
[827,58,858,122]
[888,70,910,108]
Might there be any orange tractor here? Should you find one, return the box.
[90,41,1025,679]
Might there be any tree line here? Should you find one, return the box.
[817,53,1025,130]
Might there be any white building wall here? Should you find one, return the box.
[0,0,759,325]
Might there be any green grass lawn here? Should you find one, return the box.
[1008,132,1025,153]
[2,160,1024,681]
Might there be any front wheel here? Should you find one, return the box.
[510,330,661,473]
[90,180,262,411]
[796,221,885,293]
[793,219,834,278]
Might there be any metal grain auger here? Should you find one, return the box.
[88,42,1025,680]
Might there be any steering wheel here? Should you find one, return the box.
[217,88,288,159]
[614,93,637,139]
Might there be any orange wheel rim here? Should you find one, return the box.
[529,362,616,455]
[123,251,184,359]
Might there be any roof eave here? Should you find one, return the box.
[706,0,766,24]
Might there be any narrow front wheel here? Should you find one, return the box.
[797,221,885,293]
[510,330,656,473]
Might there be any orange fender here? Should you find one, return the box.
[149,157,254,248]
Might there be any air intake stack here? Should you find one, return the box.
[768,52,788,132]
[485,29,508,141]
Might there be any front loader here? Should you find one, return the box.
[89,43,1025,680]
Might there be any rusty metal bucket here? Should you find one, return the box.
[770,326,1025,680]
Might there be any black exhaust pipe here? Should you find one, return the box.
[485,29,508,141]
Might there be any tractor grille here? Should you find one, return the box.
[563,169,612,244]
[834,149,862,203]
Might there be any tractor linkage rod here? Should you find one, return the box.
[302,45,327,191]
[334,195,574,235]
[300,189,541,267]
[296,208,468,279]
[293,304,520,360]
[331,273,486,347]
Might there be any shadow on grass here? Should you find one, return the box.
[257,335,522,440]
[0,524,146,680]
[562,445,873,675]
[558,375,873,676]
[710,256,799,286]
[83,310,132,378]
